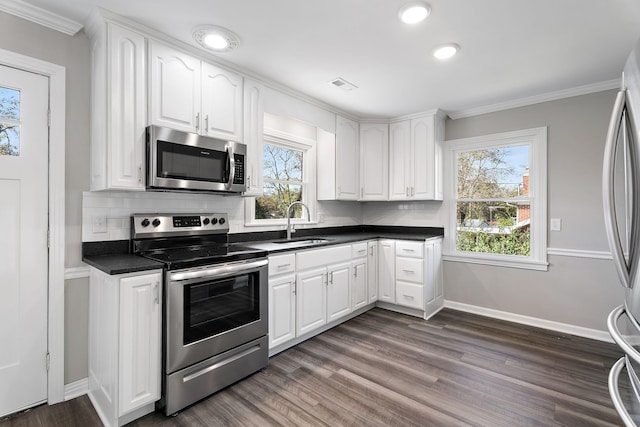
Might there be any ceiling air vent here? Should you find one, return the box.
[329,77,358,91]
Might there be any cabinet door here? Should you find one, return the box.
[107,23,146,190]
[378,240,396,303]
[243,79,265,196]
[367,242,378,303]
[201,62,243,141]
[360,123,389,200]
[269,273,296,348]
[411,115,436,200]
[296,268,327,336]
[118,272,162,415]
[424,239,444,318]
[351,261,367,310]
[335,115,359,200]
[389,120,411,200]
[149,42,200,133]
[327,262,351,322]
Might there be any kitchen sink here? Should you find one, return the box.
[272,238,331,247]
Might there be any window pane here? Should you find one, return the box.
[0,87,20,120]
[0,124,19,156]
[255,183,302,219]
[457,145,528,199]
[263,144,302,181]
[0,86,20,156]
[456,201,530,256]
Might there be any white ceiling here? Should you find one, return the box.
[16,0,640,119]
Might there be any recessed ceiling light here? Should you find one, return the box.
[433,43,460,60]
[399,3,431,24]
[193,26,239,52]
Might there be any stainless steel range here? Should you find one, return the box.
[131,213,268,415]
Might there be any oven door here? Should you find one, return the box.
[165,258,268,374]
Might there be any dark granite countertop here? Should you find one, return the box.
[83,225,444,275]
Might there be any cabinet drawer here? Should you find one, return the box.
[351,242,368,258]
[268,253,296,276]
[396,257,423,283]
[297,245,351,270]
[396,241,424,258]
[396,282,424,310]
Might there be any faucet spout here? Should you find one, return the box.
[286,201,311,240]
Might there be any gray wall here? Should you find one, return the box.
[0,12,91,383]
[443,90,625,331]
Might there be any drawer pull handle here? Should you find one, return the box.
[358,250,366,254]
[277,263,291,269]
[402,249,415,252]
[402,294,415,299]
[402,269,415,274]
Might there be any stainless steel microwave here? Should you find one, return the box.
[146,125,246,194]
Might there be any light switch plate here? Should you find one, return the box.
[550,218,562,231]
[92,215,108,233]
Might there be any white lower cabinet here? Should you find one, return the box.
[424,238,444,318]
[378,240,396,303]
[268,253,296,349]
[395,241,425,310]
[88,268,162,427]
[367,241,378,303]
[296,245,352,337]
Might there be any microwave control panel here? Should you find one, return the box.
[233,154,245,185]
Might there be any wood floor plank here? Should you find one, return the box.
[0,308,631,427]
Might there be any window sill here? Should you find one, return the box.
[442,252,549,271]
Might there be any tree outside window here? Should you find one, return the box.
[456,145,531,256]
[255,143,305,219]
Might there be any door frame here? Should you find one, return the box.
[0,48,66,404]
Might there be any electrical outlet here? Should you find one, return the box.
[550,218,562,231]
[92,215,108,233]
[318,213,325,223]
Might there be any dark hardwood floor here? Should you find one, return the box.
[0,308,633,426]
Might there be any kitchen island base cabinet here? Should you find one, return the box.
[88,268,162,427]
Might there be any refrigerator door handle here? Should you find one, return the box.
[608,304,640,366]
[609,356,637,427]
[603,90,631,288]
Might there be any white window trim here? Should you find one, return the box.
[443,127,548,271]
[244,129,317,228]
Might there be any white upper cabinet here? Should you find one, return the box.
[243,79,265,196]
[359,123,389,200]
[389,111,445,201]
[335,115,360,200]
[201,62,243,141]
[149,41,243,141]
[87,13,147,191]
[149,42,200,134]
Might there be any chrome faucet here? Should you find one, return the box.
[286,201,311,240]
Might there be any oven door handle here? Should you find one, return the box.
[169,258,268,282]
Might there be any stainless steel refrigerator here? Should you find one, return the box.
[604,37,640,426]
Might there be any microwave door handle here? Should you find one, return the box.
[603,90,631,288]
[227,144,236,190]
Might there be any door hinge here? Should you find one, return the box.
[46,352,50,372]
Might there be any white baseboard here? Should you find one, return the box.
[64,377,88,401]
[444,300,613,343]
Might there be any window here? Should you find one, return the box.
[0,86,21,156]
[245,127,316,225]
[256,141,304,219]
[445,127,547,270]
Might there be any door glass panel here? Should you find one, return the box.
[0,86,20,156]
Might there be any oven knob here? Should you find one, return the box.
[141,218,150,227]
[211,217,218,225]
[219,217,226,225]
[152,218,161,227]
[203,218,210,225]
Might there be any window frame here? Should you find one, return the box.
[443,127,548,271]
[244,129,317,227]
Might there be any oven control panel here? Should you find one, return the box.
[132,213,229,238]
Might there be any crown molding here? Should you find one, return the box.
[449,79,620,120]
[0,0,83,36]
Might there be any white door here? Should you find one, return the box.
[326,262,351,322]
[296,268,327,336]
[0,65,49,417]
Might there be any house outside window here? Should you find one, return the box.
[445,127,548,271]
